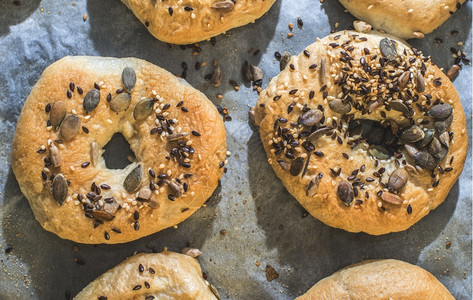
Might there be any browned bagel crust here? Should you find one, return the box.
[253,31,467,235]
[12,56,227,244]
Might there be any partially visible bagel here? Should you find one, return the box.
[297,259,454,299]
[338,0,466,39]
[74,251,219,300]
[121,0,277,44]
[11,56,227,244]
[253,30,467,235]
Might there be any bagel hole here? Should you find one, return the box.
[102,133,135,169]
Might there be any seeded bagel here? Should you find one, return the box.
[75,251,219,299]
[253,31,467,235]
[11,56,227,244]
[297,259,454,299]
[120,0,277,44]
[338,0,466,39]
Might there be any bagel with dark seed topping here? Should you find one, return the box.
[297,259,454,299]
[11,56,226,244]
[121,0,277,44]
[253,30,467,235]
[75,251,220,300]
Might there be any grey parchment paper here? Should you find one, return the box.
[0,0,471,299]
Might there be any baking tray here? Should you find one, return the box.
[0,0,471,299]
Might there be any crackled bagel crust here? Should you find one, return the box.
[297,259,454,299]
[121,0,277,44]
[75,251,219,300]
[253,31,467,235]
[11,56,226,244]
[339,0,466,39]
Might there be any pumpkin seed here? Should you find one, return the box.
[49,101,66,128]
[49,143,62,167]
[397,71,410,89]
[388,168,408,192]
[211,0,234,12]
[277,159,290,171]
[415,71,425,93]
[439,131,450,148]
[83,89,100,114]
[92,210,114,221]
[123,165,142,193]
[379,38,397,60]
[122,67,136,92]
[307,127,333,142]
[427,103,452,119]
[167,132,189,142]
[413,151,436,170]
[381,191,402,205]
[211,66,222,87]
[110,93,131,112]
[404,144,418,157]
[416,129,435,148]
[337,180,353,206]
[434,113,453,133]
[166,180,181,198]
[299,109,323,126]
[368,145,391,160]
[390,100,409,116]
[52,174,68,205]
[306,177,320,197]
[91,142,99,167]
[429,137,448,162]
[137,187,152,201]
[329,98,351,114]
[133,98,155,121]
[290,157,304,176]
[400,125,424,143]
[59,114,81,141]
[280,51,291,71]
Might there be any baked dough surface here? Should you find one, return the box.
[297,259,454,299]
[74,251,219,300]
[254,31,467,235]
[11,56,226,244]
[338,0,466,39]
[121,0,277,44]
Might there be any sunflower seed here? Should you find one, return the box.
[91,142,99,167]
[319,58,326,83]
[133,98,155,121]
[337,180,353,206]
[290,157,304,176]
[52,174,67,205]
[397,71,410,89]
[416,129,435,148]
[181,248,203,257]
[367,98,381,113]
[59,114,81,141]
[242,61,252,82]
[137,187,152,201]
[209,284,221,300]
[277,160,291,171]
[415,71,425,93]
[307,127,333,142]
[299,109,323,126]
[167,132,189,142]
[49,101,66,128]
[49,142,62,167]
[122,67,136,92]
[110,93,131,112]
[92,210,114,221]
[446,64,461,80]
[413,151,436,170]
[211,0,234,12]
[306,177,320,197]
[429,137,448,162]
[404,144,418,157]
[280,51,291,71]
[211,66,222,87]
[329,98,351,114]
[427,103,452,119]
[439,131,450,148]
[434,114,453,133]
[104,199,120,215]
[368,145,391,160]
[83,89,100,114]
[250,65,263,82]
[166,180,182,198]
[353,20,372,33]
[400,125,424,143]
[390,100,409,116]
[380,38,397,60]
[381,191,402,205]
[388,168,408,192]
[124,165,142,193]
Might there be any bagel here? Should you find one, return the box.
[338,0,466,39]
[297,259,454,299]
[121,0,277,44]
[11,56,227,244]
[75,251,220,299]
[253,30,467,235]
